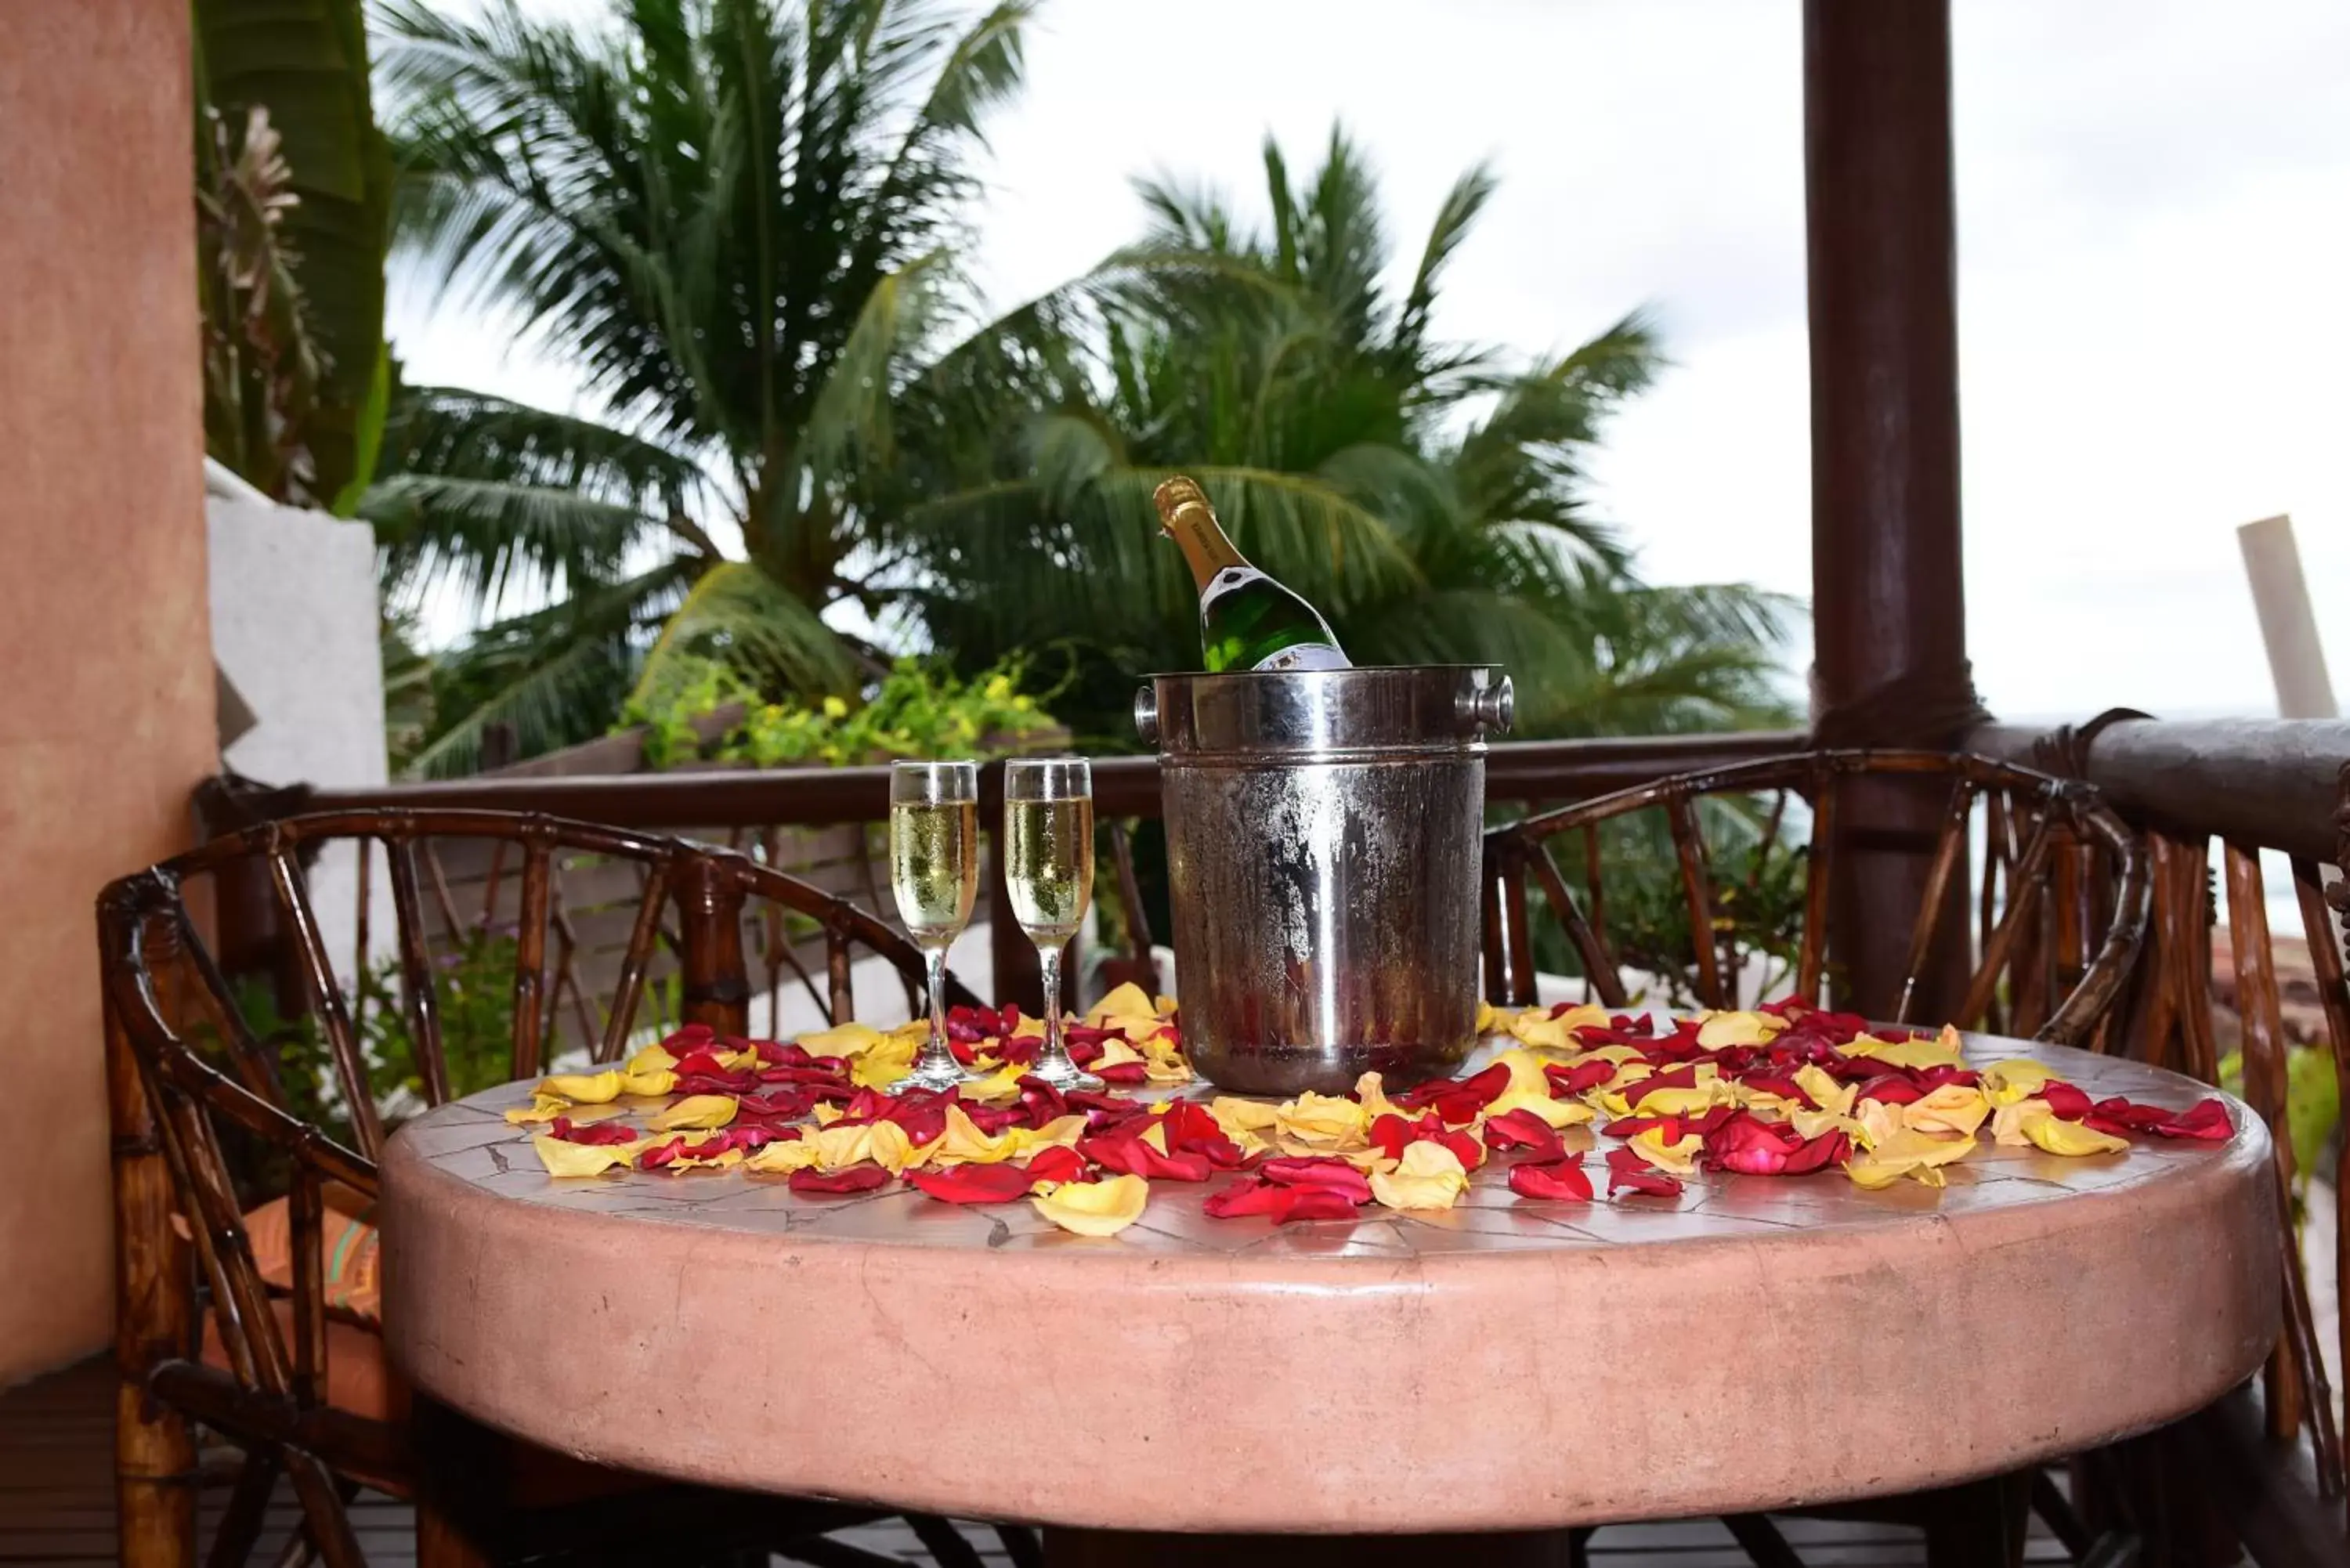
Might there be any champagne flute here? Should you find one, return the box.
[888,761,982,1093]
[1003,757,1102,1093]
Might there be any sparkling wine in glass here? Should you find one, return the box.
[1003,757,1101,1092]
[888,761,981,1093]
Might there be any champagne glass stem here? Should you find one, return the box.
[1029,943,1102,1091]
[1038,943,1063,1066]
[922,945,953,1071]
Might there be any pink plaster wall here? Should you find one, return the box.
[0,0,212,1385]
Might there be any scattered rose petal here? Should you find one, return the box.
[1604,1146,1683,1198]
[1509,1159,1594,1201]
[1031,1174,1149,1236]
[1483,1108,1567,1162]
[909,1164,1040,1205]
[789,1165,890,1196]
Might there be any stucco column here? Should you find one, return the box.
[0,0,215,1384]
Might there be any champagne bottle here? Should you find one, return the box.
[1153,476,1351,673]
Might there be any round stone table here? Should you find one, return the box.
[382,1037,2278,1561]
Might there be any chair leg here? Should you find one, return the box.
[1923,1472,2033,1568]
[1724,1513,1806,1568]
[206,1449,283,1568]
[116,1373,197,1568]
[2030,1466,2092,1560]
[411,1397,498,1568]
[905,1514,987,1568]
[111,996,197,1568]
[995,1523,1047,1568]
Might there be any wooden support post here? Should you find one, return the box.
[673,856,751,1035]
[1804,0,1978,1018]
[105,980,195,1568]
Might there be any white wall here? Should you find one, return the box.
[207,486,390,982]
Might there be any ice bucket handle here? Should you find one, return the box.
[1459,675,1514,736]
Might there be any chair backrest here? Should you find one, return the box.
[98,808,979,1555]
[2095,762,2350,1494]
[136,808,975,1162]
[1482,749,2149,1046]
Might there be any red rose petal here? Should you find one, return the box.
[1546,1058,1617,1097]
[788,1165,890,1196]
[1482,1108,1566,1162]
[1203,1178,1364,1223]
[908,1164,1037,1205]
[1258,1157,1374,1203]
[549,1116,641,1147]
[1604,1144,1684,1198]
[2037,1080,2093,1120]
[1021,1146,1088,1185]
[1508,1158,1595,1201]
[1079,1132,1214,1183]
[2155,1098,2234,1140]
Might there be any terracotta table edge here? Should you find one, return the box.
[380,1078,2280,1535]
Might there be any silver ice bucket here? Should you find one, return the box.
[1134,666,1513,1094]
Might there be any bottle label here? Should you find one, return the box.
[1253,643,1350,673]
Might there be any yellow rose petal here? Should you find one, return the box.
[1792,1064,1856,1118]
[1369,1140,1470,1212]
[1509,1003,1611,1050]
[618,1068,678,1097]
[1085,982,1154,1026]
[1629,1128,1704,1176]
[1980,1058,2059,1107]
[1840,1024,1966,1071]
[1846,1127,1976,1188]
[797,1021,888,1058]
[1994,1099,2128,1156]
[540,1071,622,1104]
[1484,1089,1592,1129]
[1489,1047,1557,1099]
[627,1043,679,1075]
[505,1093,574,1125]
[1031,1174,1149,1236]
[1695,1010,1783,1048]
[957,1063,1027,1104]
[928,1104,1020,1165]
[1904,1082,1990,1140]
[744,1139,821,1174]
[850,1036,919,1091]
[649,1094,738,1133]
[1273,1091,1368,1152]
[1476,999,1499,1035]
[531,1134,645,1177]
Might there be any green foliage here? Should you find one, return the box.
[1527,797,1813,1009]
[367,0,1043,764]
[360,930,526,1108]
[196,0,392,511]
[2220,1044,2341,1205]
[371,4,1795,772]
[620,653,1059,769]
[895,126,1800,747]
[214,938,526,1130]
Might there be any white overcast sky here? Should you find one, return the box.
[393,0,2350,723]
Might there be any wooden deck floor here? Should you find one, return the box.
[2,1356,2072,1566]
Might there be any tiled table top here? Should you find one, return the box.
[382,1035,2279,1534]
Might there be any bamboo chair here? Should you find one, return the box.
[100,809,1000,1568]
[1482,749,2149,1046]
[1484,750,2151,1568]
[2068,759,2350,1546]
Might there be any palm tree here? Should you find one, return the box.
[894,128,1795,743]
[367,0,1037,772]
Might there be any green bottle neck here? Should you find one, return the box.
[1163,501,1248,592]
